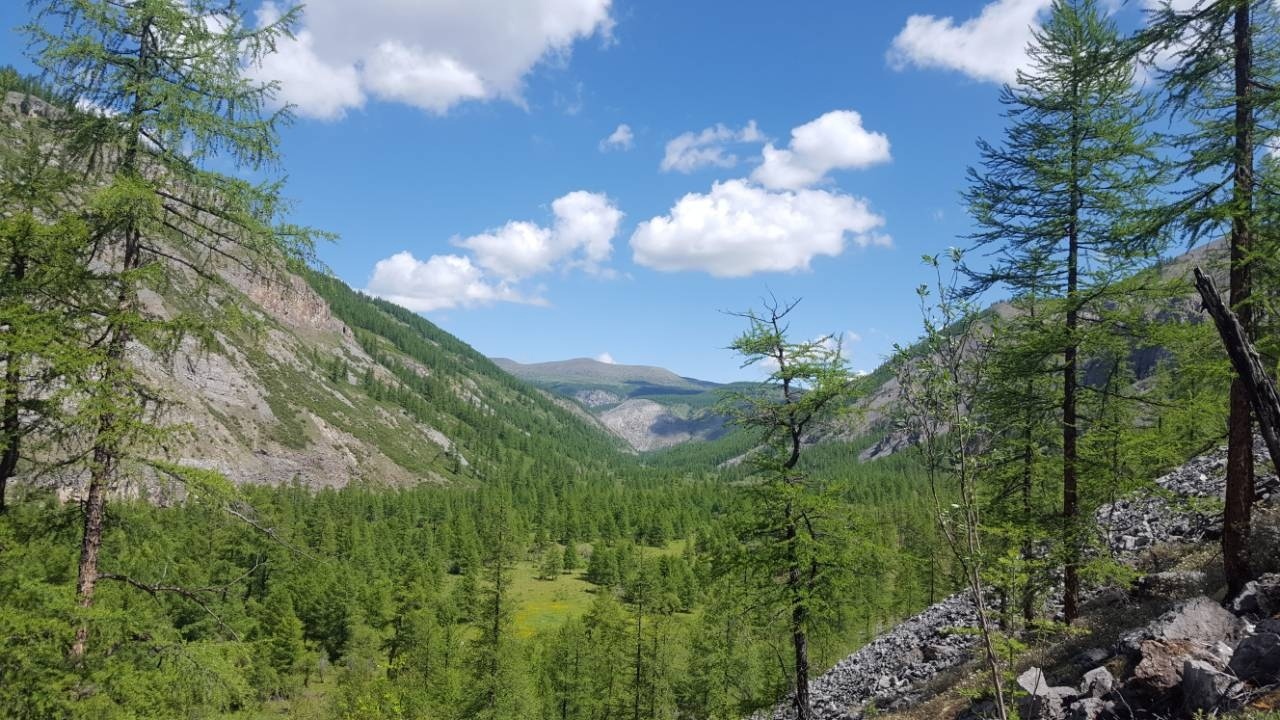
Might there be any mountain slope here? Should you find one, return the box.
[492,357,736,451]
[31,260,630,493]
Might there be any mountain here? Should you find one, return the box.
[28,259,630,494]
[491,357,743,451]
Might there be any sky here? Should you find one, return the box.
[0,0,1169,383]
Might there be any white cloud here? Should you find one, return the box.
[250,0,613,118]
[457,190,622,280]
[456,221,557,282]
[630,179,889,278]
[364,252,539,312]
[552,190,624,270]
[595,352,616,364]
[751,110,891,190]
[249,6,363,119]
[887,0,1052,84]
[367,191,621,314]
[599,123,634,152]
[660,121,764,173]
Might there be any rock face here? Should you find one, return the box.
[596,399,725,452]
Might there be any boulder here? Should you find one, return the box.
[1129,639,1220,695]
[1122,596,1245,656]
[1227,631,1280,685]
[1017,667,1077,720]
[1066,697,1113,720]
[1183,658,1233,714]
[1229,573,1280,618]
[1079,666,1115,699]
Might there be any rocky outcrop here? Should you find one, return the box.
[597,399,724,452]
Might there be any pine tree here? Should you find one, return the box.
[718,299,855,720]
[1132,0,1280,599]
[562,541,580,572]
[963,0,1164,621]
[539,546,563,581]
[257,591,308,696]
[465,502,528,720]
[24,0,314,659]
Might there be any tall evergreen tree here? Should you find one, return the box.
[963,0,1164,621]
[1132,0,1280,599]
[719,299,855,720]
[24,0,312,659]
[465,502,528,720]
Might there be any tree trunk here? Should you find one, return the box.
[1224,0,1255,601]
[1062,71,1083,624]
[1193,268,1280,479]
[791,595,813,720]
[71,228,139,662]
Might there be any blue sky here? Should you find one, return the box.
[1,0,1160,382]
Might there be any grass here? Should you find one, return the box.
[511,540,686,637]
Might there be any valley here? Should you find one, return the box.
[3,2,1280,720]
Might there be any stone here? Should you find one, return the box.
[1123,596,1245,656]
[1066,697,1112,720]
[1079,666,1115,699]
[1071,648,1110,670]
[1130,640,1210,695]
[1229,574,1280,618]
[1017,667,1077,720]
[1183,658,1233,713]
[1227,631,1280,684]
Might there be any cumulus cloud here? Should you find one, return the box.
[457,191,621,280]
[249,6,363,119]
[660,121,764,173]
[367,191,621,313]
[599,123,634,152]
[595,352,616,364]
[630,179,889,278]
[364,252,539,312]
[455,221,556,282]
[887,0,1052,84]
[551,190,624,271]
[751,110,891,190]
[248,0,613,118]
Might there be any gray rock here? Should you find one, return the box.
[1229,573,1280,618]
[1066,697,1112,720]
[1079,666,1115,699]
[1122,596,1245,656]
[1017,667,1077,720]
[1227,631,1280,684]
[1183,658,1233,714]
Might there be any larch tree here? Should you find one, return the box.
[719,299,855,720]
[963,0,1164,622]
[1132,0,1280,599]
[24,0,313,659]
